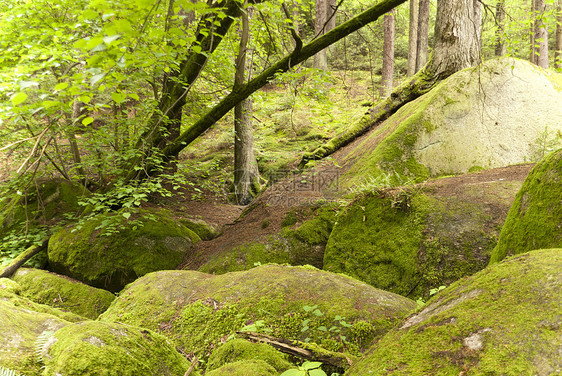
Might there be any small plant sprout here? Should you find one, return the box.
[280,361,327,376]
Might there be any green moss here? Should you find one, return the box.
[468,165,484,173]
[48,208,198,292]
[491,149,562,263]
[42,321,190,376]
[0,277,22,294]
[12,268,115,319]
[99,265,416,362]
[346,249,562,375]
[179,218,221,240]
[207,339,291,373]
[205,360,278,376]
[0,296,71,375]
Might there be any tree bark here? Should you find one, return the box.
[530,0,537,64]
[313,0,337,70]
[125,0,408,179]
[407,0,419,76]
[380,9,395,97]
[473,0,482,50]
[299,0,481,167]
[0,239,49,278]
[534,0,549,68]
[234,4,261,205]
[554,0,562,69]
[415,0,430,72]
[495,0,506,56]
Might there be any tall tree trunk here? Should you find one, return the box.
[300,0,481,167]
[495,0,506,56]
[314,0,337,70]
[380,9,395,97]
[416,0,430,72]
[234,5,260,205]
[473,0,482,50]
[407,0,419,76]
[554,0,562,69]
[534,0,549,68]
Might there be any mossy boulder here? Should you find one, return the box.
[205,360,279,376]
[207,339,291,373]
[0,277,22,294]
[199,204,338,274]
[100,264,416,361]
[491,149,562,263]
[12,268,116,319]
[180,217,221,240]
[324,173,521,299]
[342,58,562,187]
[41,321,190,376]
[0,293,71,374]
[47,208,200,292]
[345,248,562,376]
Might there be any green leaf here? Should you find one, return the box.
[111,92,127,104]
[54,82,69,91]
[313,309,323,317]
[90,73,105,86]
[128,93,139,101]
[103,34,121,44]
[302,361,323,370]
[309,369,327,376]
[11,92,28,106]
[122,212,131,219]
[82,117,94,125]
[280,369,305,376]
[318,326,327,332]
[19,80,39,89]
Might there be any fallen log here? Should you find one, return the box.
[0,238,49,278]
[236,331,357,370]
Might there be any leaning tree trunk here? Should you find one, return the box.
[233,4,261,205]
[299,0,480,168]
[380,9,395,97]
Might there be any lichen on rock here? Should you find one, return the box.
[41,321,190,376]
[47,208,200,292]
[491,148,562,263]
[345,248,562,376]
[12,268,115,319]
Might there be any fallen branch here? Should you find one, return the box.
[183,356,198,376]
[236,331,357,370]
[0,238,49,278]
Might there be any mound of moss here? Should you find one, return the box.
[206,360,279,376]
[491,149,562,263]
[346,248,562,376]
[199,204,338,274]
[179,218,221,240]
[324,176,519,299]
[48,208,200,292]
[207,339,291,373]
[12,268,115,319]
[41,321,190,376]
[0,294,71,374]
[100,264,416,361]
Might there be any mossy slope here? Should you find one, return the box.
[48,208,199,292]
[200,204,338,274]
[99,264,416,361]
[324,176,520,299]
[345,248,562,376]
[12,268,115,319]
[491,149,562,263]
[42,321,190,376]
[206,339,291,373]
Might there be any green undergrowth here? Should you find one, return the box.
[199,203,339,274]
[491,148,562,263]
[346,249,562,375]
[99,265,416,365]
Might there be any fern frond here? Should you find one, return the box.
[35,330,56,364]
[0,367,20,376]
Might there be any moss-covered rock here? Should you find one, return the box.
[207,339,292,373]
[345,248,562,376]
[342,58,562,187]
[199,204,338,274]
[100,264,416,362]
[324,173,521,299]
[0,293,71,374]
[12,268,115,319]
[491,149,562,263]
[47,208,199,292]
[0,277,22,294]
[179,218,221,240]
[205,360,279,376]
[41,321,190,376]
